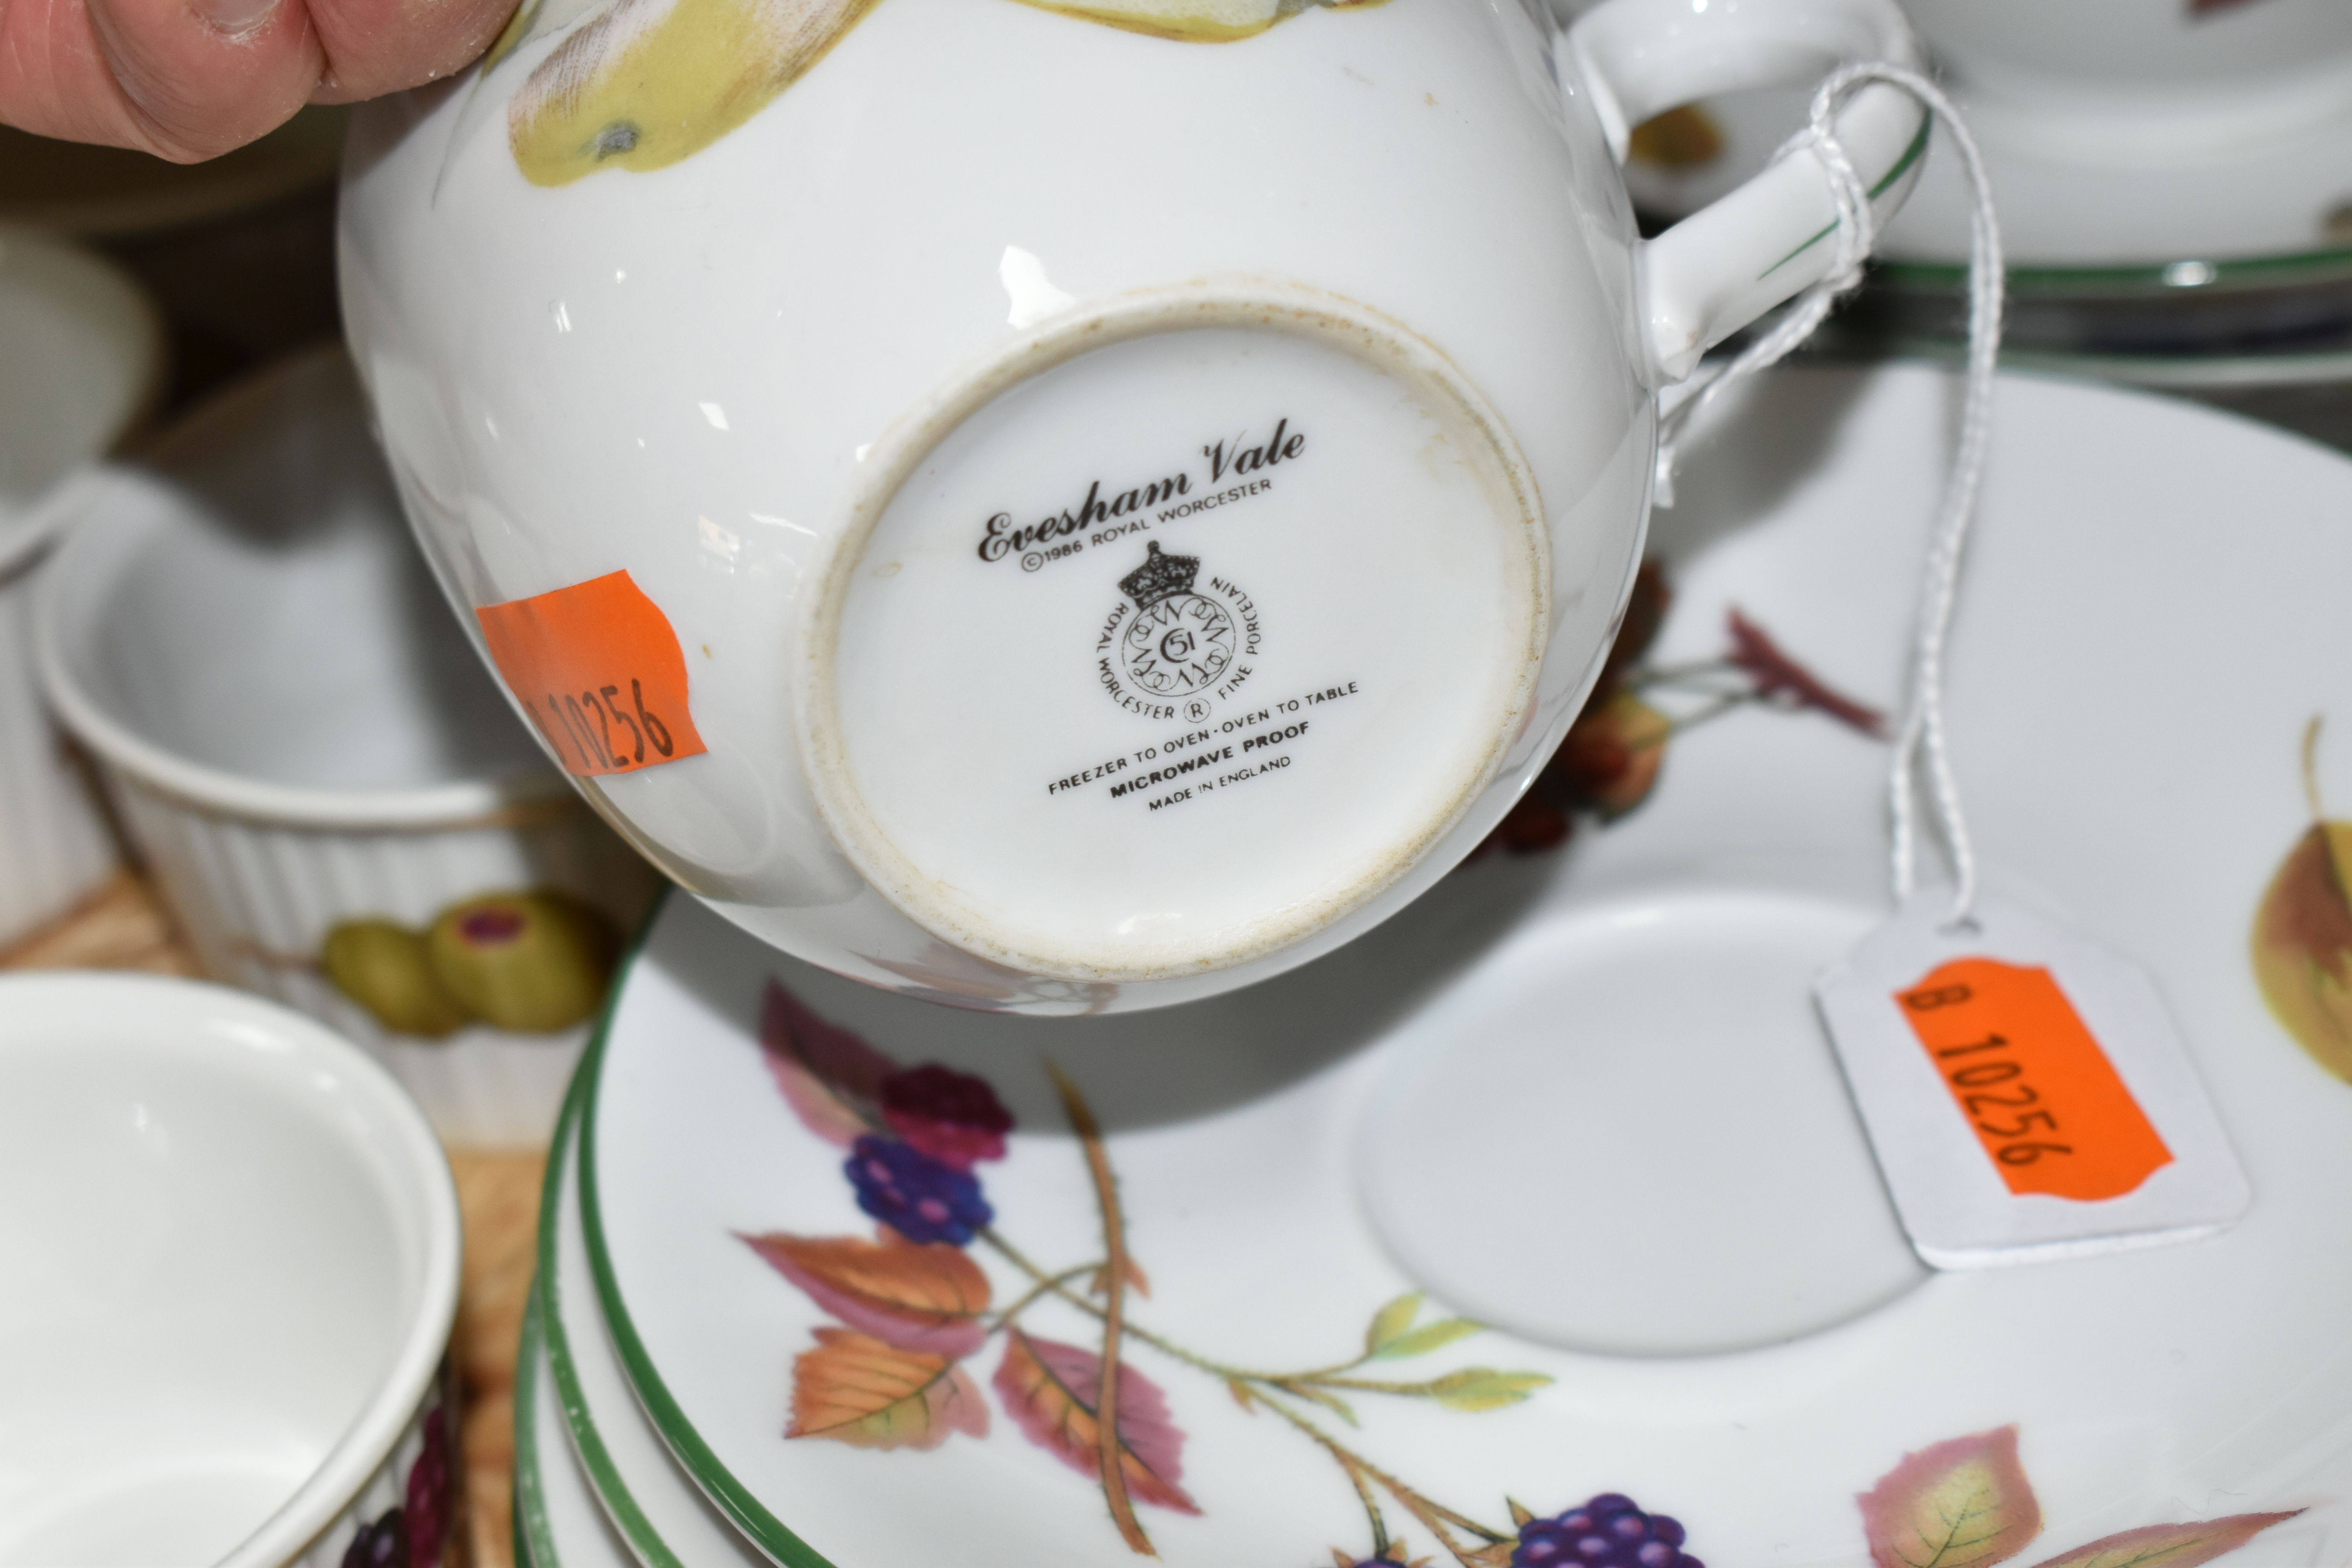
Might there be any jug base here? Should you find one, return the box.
[803,283,1548,983]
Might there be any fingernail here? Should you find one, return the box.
[191,0,282,40]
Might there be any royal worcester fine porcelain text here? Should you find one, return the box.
[0,973,461,1568]
[35,350,658,1144]
[0,230,160,951]
[339,0,1927,1012]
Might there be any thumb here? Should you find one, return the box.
[0,0,516,163]
[1,0,325,160]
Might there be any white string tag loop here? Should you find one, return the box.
[1746,77,2256,1270]
[1650,62,2007,929]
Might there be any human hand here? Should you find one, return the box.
[0,0,519,162]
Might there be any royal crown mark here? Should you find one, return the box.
[1119,541,1200,609]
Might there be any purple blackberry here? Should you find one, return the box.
[845,1134,993,1245]
[404,1404,454,1568]
[1512,1494,1702,1568]
[879,1064,1013,1169]
[341,1507,407,1568]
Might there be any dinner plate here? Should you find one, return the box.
[1817,332,2352,394]
[1615,84,2352,286]
[1614,85,2352,383]
[581,363,2352,1568]
[1877,119,2352,283]
[541,1062,773,1568]
[516,1289,639,1568]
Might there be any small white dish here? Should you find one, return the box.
[570,363,2352,1566]
[0,230,161,551]
[0,970,461,1568]
[0,228,163,951]
[34,348,659,1145]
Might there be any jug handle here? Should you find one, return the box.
[1565,0,1929,383]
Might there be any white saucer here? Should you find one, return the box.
[515,1292,636,1568]
[1878,106,2352,279]
[1828,335,2352,394]
[575,363,2352,1567]
[539,1070,771,1568]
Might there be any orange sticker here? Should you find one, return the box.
[475,570,708,777]
[1895,958,2173,1203]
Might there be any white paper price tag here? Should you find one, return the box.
[1816,889,2250,1269]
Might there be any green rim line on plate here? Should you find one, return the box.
[1876,241,2352,295]
[576,889,844,1568]
[515,1285,561,1568]
[514,1472,534,1568]
[1840,330,2352,390]
[537,1010,691,1568]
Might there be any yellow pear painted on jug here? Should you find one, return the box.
[2252,717,2352,1081]
[1009,0,1380,45]
[509,0,883,184]
[505,0,1388,183]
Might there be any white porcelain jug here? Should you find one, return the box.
[339,0,1926,1013]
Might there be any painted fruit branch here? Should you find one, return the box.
[743,979,1555,1561]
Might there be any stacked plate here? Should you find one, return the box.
[1590,0,2352,390]
[520,363,2352,1568]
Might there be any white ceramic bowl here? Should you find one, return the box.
[35,348,660,1145]
[0,970,461,1568]
[0,227,163,951]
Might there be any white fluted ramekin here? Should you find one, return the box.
[0,971,461,1568]
[35,348,659,1145]
[0,229,163,949]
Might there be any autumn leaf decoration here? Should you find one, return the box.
[1858,1425,2296,1568]
[740,979,2301,1568]
[1475,563,1887,859]
[742,980,1563,1559]
[741,982,1207,1551]
[1721,609,1888,736]
[2252,716,2352,1081]
[1859,1426,2042,1568]
[788,1327,989,1450]
[995,1331,1200,1517]
[742,1230,991,1358]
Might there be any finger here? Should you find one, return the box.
[0,0,322,160]
[0,0,515,160]
[303,0,517,102]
